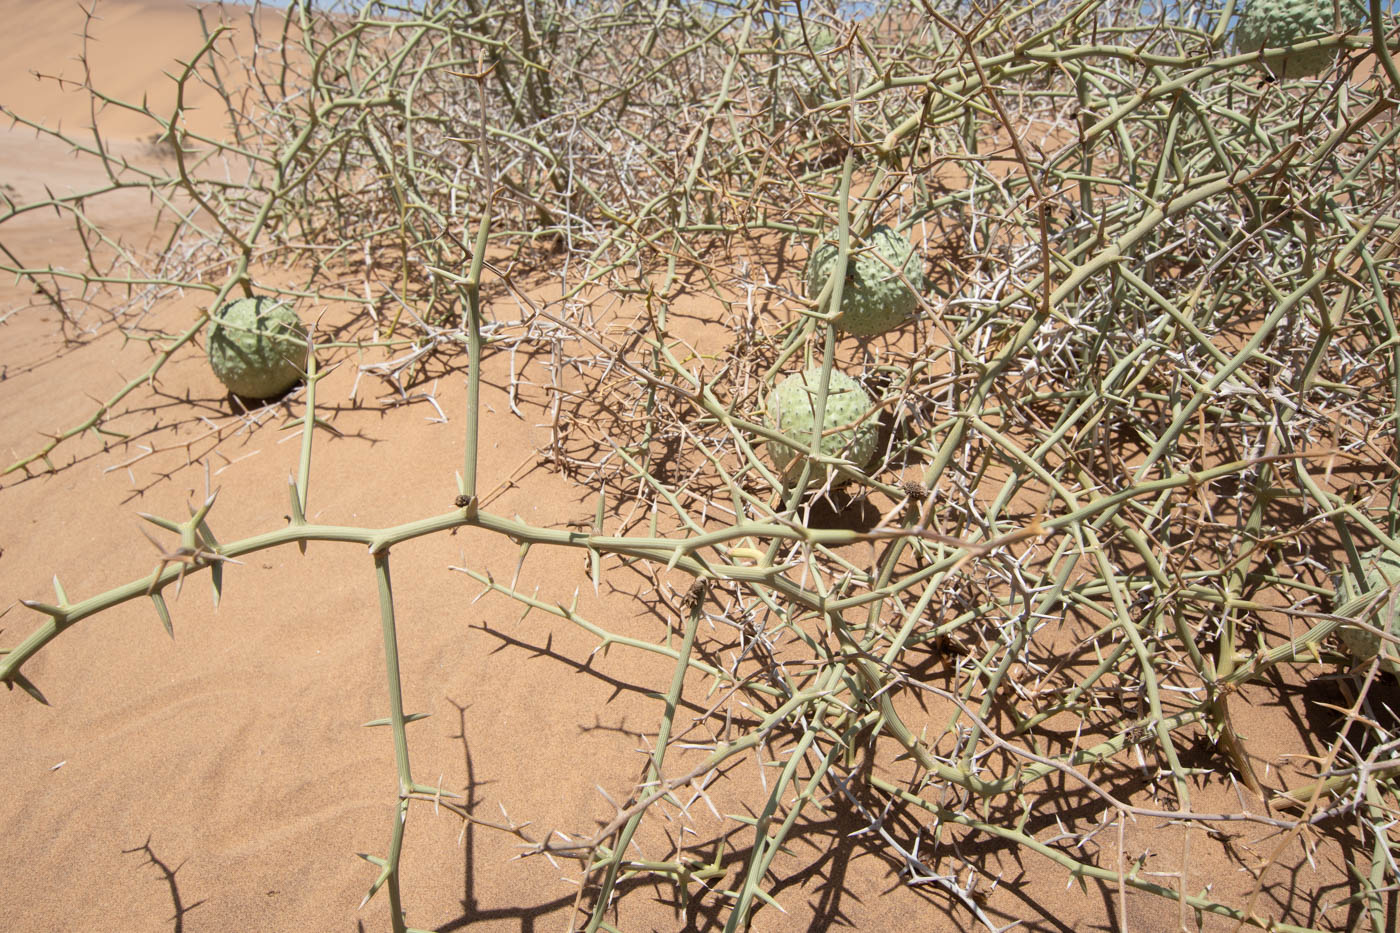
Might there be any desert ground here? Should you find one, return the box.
[3,2,1399,932]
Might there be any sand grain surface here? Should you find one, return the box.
[0,2,1369,932]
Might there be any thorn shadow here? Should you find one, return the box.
[122,835,205,932]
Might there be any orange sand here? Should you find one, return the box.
[0,2,1363,931]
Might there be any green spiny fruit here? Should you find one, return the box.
[789,25,836,107]
[1233,0,1367,80]
[783,22,835,54]
[1337,546,1400,675]
[805,225,922,336]
[765,366,878,481]
[206,296,308,399]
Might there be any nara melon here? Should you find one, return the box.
[765,366,879,481]
[1233,0,1367,79]
[805,225,923,337]
[206,296,308,399]
[1337,546,1400,675]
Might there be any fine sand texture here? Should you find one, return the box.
[3,2,1395,932]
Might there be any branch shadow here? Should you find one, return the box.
[122,835,206,932]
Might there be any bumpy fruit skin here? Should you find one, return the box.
[765,366,879,481]
[1338,546,1400,675]
[783,23,835,55]
[206,296,308,399]
[805,225,922,336]
[1233,0,1366,80]
[787,25,836,110]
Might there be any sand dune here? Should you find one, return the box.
[0,0,273,140]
